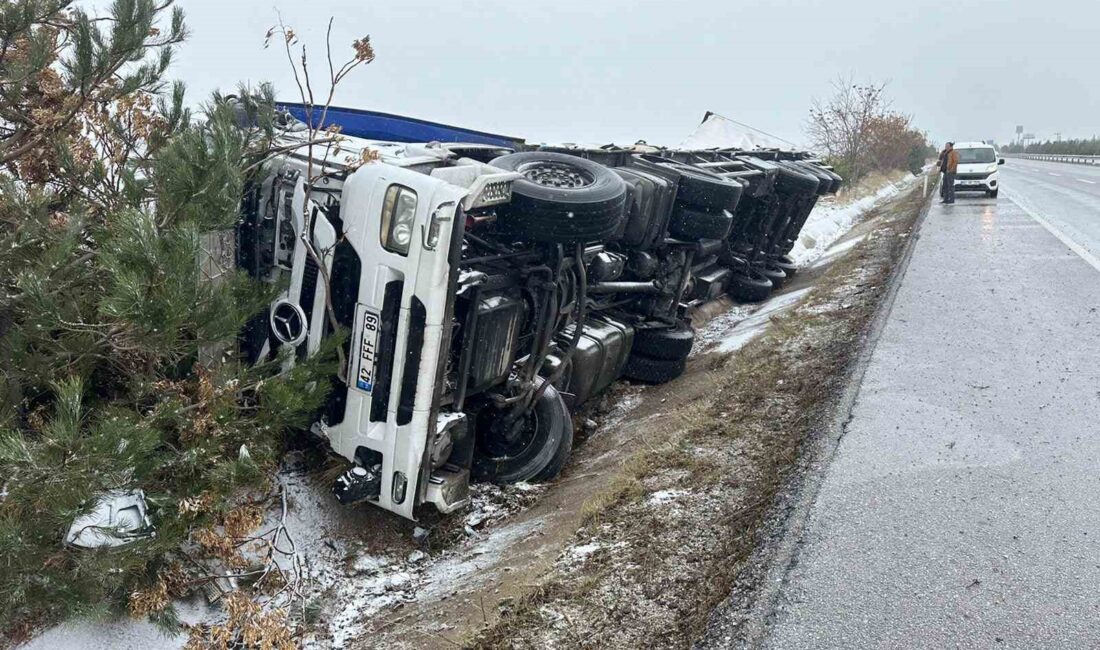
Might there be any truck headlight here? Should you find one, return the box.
[380,184,418,256]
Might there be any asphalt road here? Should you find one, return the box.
[999,158,1100,262]
[758,172,1100,648]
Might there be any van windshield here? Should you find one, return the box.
[957,147,996,164]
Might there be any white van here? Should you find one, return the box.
[952,141,1005,198]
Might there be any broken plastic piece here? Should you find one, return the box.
[65,490,155,549]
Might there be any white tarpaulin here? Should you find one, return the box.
[679,112,800,151]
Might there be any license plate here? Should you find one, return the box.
[355,306,381,393]
[960,180,980,186]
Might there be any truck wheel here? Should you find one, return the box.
[727,267,773,303]
[773,255,798,275]
[633,322,695,360]
[759,262,788,288]
[634,154,743,212]
[676,167,744,212]
[668,204,735,241]
[472,379,573,484]
[622,353,687,384]
[490,151,627,243]
[775,164,821,196]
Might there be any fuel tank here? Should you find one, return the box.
[551,316,634,408]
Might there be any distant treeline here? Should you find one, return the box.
[1001,138,1100,155]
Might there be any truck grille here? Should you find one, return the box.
[369,280,404,423]
[397,298,426,426]
[296,255,320,360]
[323,240,361,427]
[956,171,992,180]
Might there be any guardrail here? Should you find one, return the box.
[1006,153,1100,166]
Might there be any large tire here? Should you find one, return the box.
[472,379,573,484]
[490,151,627,243]
[727,267,773,303]
[634,154,743,212]
[676,167,744,212]
[758,262,788,288]
[791,162,834,196]
[668,204,735,241]
[774,163,821,196]
[812,165,844,193]
[773,255,798,275]
[633,322,695,361]
[622,353,687,384]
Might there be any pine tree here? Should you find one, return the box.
[0,1,337,638]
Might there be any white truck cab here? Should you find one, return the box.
[240,137,519,519]
[952,141,1005,198]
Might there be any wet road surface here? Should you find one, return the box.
[759,179,1100,648]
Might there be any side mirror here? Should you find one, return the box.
[998,158,1006,165]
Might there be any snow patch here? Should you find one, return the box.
[789,175,915,266]
[714,288,812,353]
[646,489,688,506]
[599,388,644,431]
[20,599,210,650]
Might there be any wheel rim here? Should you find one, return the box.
[517,161,595,189]
[479,408,544,462]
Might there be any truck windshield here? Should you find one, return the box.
[957,148,996,164]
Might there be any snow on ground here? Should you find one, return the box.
[19,174,915,650]
[695,303,757,348]
[711,288,812,354]
[597,386,645,431]
[304,479,545,647]
[789,175,915,265]
[646,489,688,506]
[20,600,208,650]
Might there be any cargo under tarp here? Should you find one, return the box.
[277,103,525,150]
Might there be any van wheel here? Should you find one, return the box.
[490,152,627,243]
[472,379,573,484]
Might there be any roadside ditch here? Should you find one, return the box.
[463,178,931,649]
[17,172,924,650]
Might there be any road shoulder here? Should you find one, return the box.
[753,191,1100,648]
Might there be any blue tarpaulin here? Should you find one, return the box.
[278,103,525,149]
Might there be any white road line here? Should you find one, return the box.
[1048,172,1061,177]
[1077,179,1096,185]
[1007,195,1100,273]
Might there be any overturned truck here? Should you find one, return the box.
[238,107,839,520]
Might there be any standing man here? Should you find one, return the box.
[937,146,948,199]
[941,142,959,204]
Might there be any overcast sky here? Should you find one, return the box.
[169,0,1099,148]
